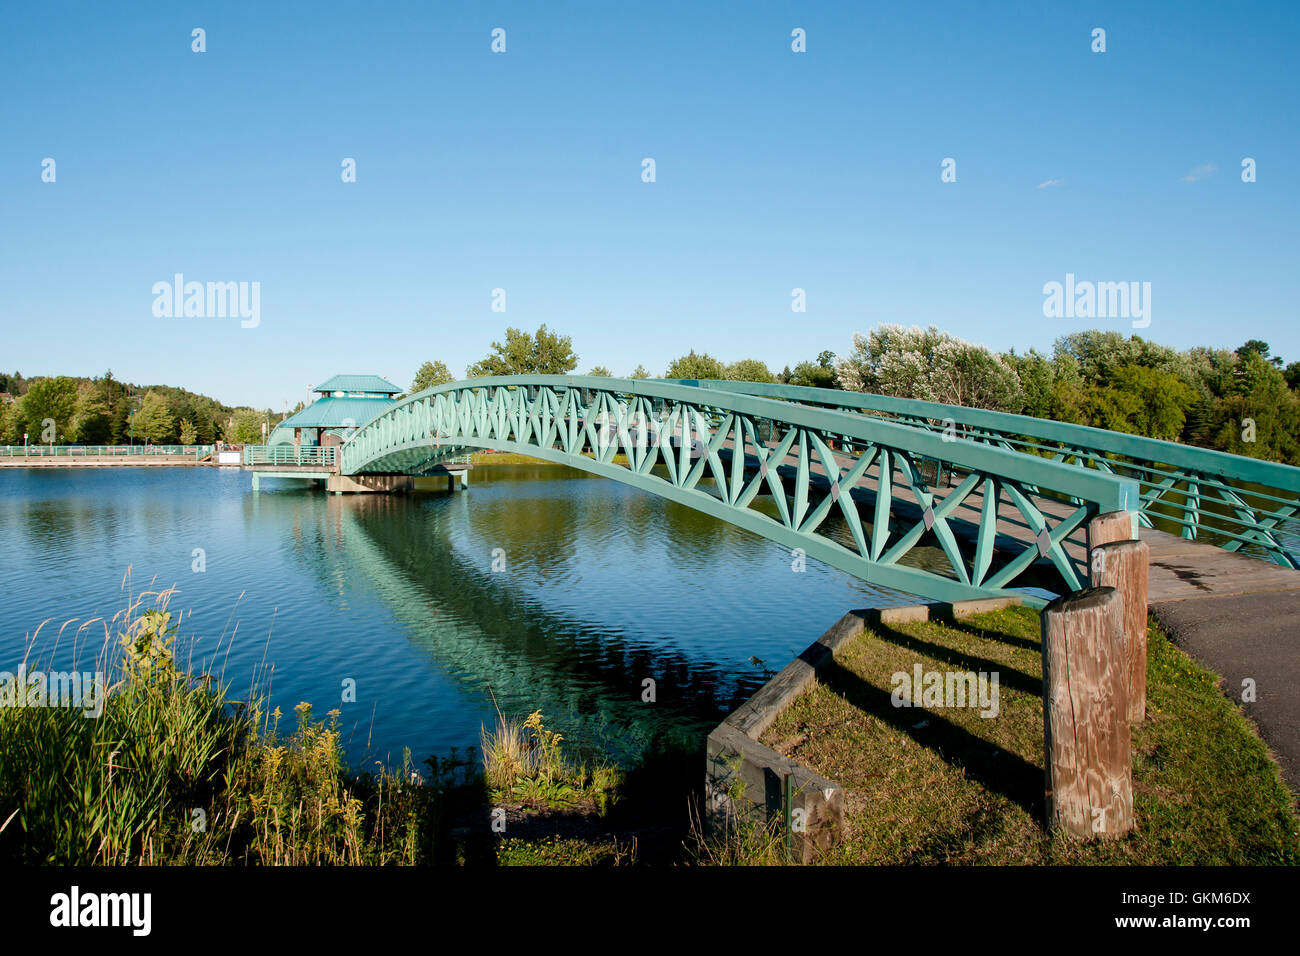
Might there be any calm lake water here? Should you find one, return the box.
[0,465,915,770]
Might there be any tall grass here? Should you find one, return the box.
[480,700,623,813]
[0,587,437,865]
[1,582,637,865]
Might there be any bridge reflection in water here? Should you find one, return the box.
[246,465,924,766]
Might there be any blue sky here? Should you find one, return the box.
[2,1,1297,410]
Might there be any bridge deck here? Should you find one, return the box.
[1142,527,1300,603]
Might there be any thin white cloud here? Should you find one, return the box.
[1181,162,1218,183]
[1036,178,1064,189]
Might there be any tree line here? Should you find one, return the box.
[0,371,286,446]
[408,323,1300,466]
[407,325,840,394]
[9,322,1297,464]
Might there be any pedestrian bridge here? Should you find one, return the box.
[325,375,1300,608]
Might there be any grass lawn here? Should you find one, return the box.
[758,605,1300,865]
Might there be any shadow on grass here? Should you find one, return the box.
[821,622,1046,821]
[865,621,1041,696]
[925,610,1043,653]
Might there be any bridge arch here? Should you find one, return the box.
[339,376,1139,607]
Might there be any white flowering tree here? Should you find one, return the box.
[836,325,1023,412]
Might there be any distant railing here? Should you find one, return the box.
[242,445,338,467]
[0,444,213,459]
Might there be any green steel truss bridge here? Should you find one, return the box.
[325,375,1296,608]
[683,380,1300,567]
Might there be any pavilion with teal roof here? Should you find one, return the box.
[268,374,401,448]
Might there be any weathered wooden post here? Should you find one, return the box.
[1087,509,1136,549]
[1041,586,1134,839]
[1089,538,1150,723]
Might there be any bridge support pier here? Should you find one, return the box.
[325,473,413,494]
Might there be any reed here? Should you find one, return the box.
[0,587,434,865]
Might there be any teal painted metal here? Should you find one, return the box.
[678,380,1300,569]
[339,376,1140,606]
[275,397,395,430]
[1,444,213,459]
[243,445,337,467]
[313,374,402,395]
[267,373,403,445]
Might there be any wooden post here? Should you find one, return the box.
[1089,539,1150,724]
[1087,510,1135,551]
[1041,586,1134,839]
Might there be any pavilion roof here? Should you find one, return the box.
[278,395,394,429]
[314,374,401,395]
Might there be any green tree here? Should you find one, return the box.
[1285,361,1300,392]
[134,391,176,444]
[411,360,454,393]
[223,409,265,444]
[110,400,133,444]
[0,399,24,445]
[1003,348,1054,419]
[629,365,650,379]
[178,419,198,444]
[1185,346,1237,398]
[1053,331,1201,396]
[21,377,80,443]
[1088,366,1197,442]
[467,325,578,377]
[1235,339,1284,368]
[665,351,725,380]
[786,351,840,389]
[72,382,113,444]
[587,365,613,377]
[1045,353,1090,425]
[1204,372,1300,465]
[1230,350,1278,397]
[0,372,27,397]
[725,359,775,383]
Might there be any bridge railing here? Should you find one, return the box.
[242,445,337,467]
[340,376,1142,606]
[0,444,213,459]
[675,379,1300,569]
